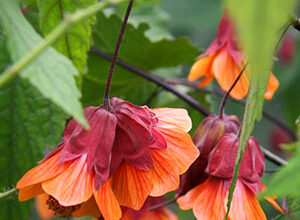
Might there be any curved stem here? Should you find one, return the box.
[103,0,134,110]
[148,198,177,211]
[218,63,248,119]
[0,188,16,199]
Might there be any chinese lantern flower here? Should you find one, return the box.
[17,97,199,220]
[121,196,177,220]
[177,133,279,220]
[177,114,240,197]
[188,12,279,100]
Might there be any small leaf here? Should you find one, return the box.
[39,0,97,83]
[0,0,87,127]
[0,32,66,220]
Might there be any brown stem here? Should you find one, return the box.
[103,0,134,110]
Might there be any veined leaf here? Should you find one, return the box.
[82,12,199,106]
[0,0,87,127]
[225,0,295,216]
[0,32,66,220]
[39,0,97,83]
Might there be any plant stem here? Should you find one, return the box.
[90,47,288,166]
[0,0,111,88]
[103,0,134,110]
[218,63,248,119]
[0,188,16,199]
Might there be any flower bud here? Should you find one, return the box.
[207,133,265,193]
[177,114,240,196]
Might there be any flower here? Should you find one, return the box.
[177,114,240,197]
[121,196,177,220]
[35,194,55,220]
[17,97,199,220]
[188,12,279,100]
[278,33,296,65]
[177,133,281,220]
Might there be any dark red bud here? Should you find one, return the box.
[206,133,265,193]
[279,34,296,65]
[177,114,239,196]
[270,127,291,152]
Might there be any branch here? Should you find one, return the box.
[89,47,288,167]
[0,188,16,199]
[0,0,116,88]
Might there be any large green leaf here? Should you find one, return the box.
[39,0,97,82]
[0,32,66,220]
[225,0,295,215]
[0,0,87,127]
[82,12,199,106]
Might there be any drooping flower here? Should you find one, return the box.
[188,12,279,100]
[177,132,282,220]
[17,97,199,220]
[121,196,177,220]
[177,114,240,197]
[278,33,296,65]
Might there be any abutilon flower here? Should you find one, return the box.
[177,114,240,197]
[121,196,177,220]
[188,12,279,100]
[17,97,199,220]
[177,133,268,219]
[278,33,296,65]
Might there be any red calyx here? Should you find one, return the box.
[206,133,265,193]
[58,97,167,188]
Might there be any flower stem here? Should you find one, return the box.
[103,0,134,110]
[218,63,248,119]
[0,188,16,199]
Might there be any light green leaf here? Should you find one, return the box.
[82,12,199,106]
[39,0,97,83]
[0,0,87,127]
[266,142,300,198]
[0,31,66,220]
[225,0,295,216]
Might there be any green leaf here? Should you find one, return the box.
[225,0,295,216]
[0,31,66,220]
[82,12,199,106]
[0,0,87,127]
[39,0,97,83]
[266,142,300,198]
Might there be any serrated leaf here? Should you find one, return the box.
[0,0,87,127]
[82,12,199,106]
[266,142,300,198]
[39,0,97,83]
[225,0,295,216]
[0,32,66,220]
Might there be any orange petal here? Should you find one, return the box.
[94,180,122,220]
[150,108,192,132]
[148,149,180,196]
[161,207,178,220]
[35,193,55,220]
[212,48,250,100]
[229,180,266,220]
[17,150,69,189]
[18,183,44,201]
[264,72,279,100]
[177,183,204,210]
[111,161,152,210]
[42,154,94,206]
[260,183,284,214]
[188,56,214,87]
[158,128,199,174]
[73,196,101,218]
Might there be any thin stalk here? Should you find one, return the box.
[0,0,111,88]
[218,63,248,119]
[103,0,134,110]
[0,188,16,199]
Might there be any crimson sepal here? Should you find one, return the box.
[59,97,167,188]
[177,114,239,197]
[206,133,265,193]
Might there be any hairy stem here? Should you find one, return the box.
[103,0,134,110]
[0,188,16,199]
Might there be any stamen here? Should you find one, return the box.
[46,195,81,217]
